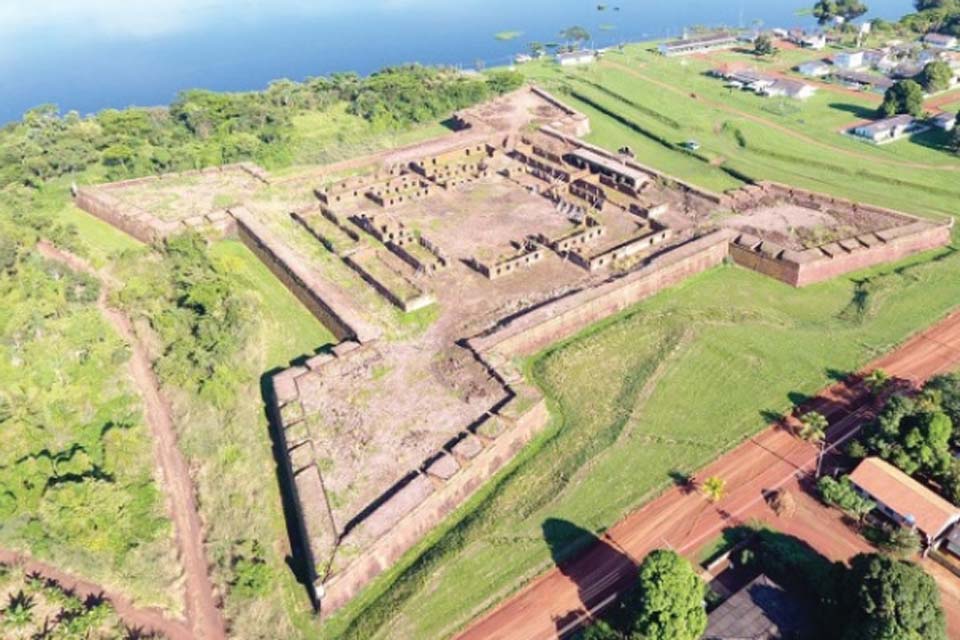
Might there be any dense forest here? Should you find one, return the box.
[0,65,523,190]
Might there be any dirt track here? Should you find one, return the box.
[0,547,191,640]
[36,242,227,640]
[457,309,960,640]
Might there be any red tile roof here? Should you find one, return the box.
[849,457,959,538]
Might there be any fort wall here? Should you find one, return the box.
[470,230,733,357]
[318,393,550,614]
[231,207,381,343]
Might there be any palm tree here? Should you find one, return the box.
[864,368,890,397]
[702,476,727,503]
[800,411,829,478]
[3,591,35,630]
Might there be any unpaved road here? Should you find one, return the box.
[457,309,960,640]
[37,241,227,640]
[0,547,192,640]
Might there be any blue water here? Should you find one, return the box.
[0,0,912,124]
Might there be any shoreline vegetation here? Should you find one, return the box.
[2,2,960,638]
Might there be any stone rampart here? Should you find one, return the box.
[470,230,733,357]
[318,392,550,614]
[231,207,380,343]
[539,126,725,205]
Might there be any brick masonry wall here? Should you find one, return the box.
[231,208,380,343]
[795,223,953,286]
[319,396,550,614]
[471,231,733,357]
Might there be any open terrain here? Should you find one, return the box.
[3,31,960,640]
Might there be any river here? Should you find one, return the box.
[0,0,912,123]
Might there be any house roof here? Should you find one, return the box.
[661,31,736,49]
[833,69,895,89]
[556,50,596,62]
[704,574,812,640]
[766,79,815,96]
[855,114,917,136]
[849,457,959,537]
[924,33,957,45]
[934,112,957,123]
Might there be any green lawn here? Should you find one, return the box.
[210,239,336,367]
[55,204,143,266]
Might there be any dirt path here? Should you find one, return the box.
[0,547,192,640]
[456,309,960,640]
[37,241,228,640]
[602,59,960,173]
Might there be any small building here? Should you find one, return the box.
[849,457,960,545]
[514,53,533,65]
[727,70,777,92]
[863,48,895,72]
[924,33,958,49]
[833,69,895,92]
[932,111,957,131]
[891,61,925,79]
[833,50,866,70]
[796,59,831,77]
[556,49,596,66]
[658,32,737,57]
[704,574,812,640]
[566,148,649,190]
[763,78,817,100]
[788,29,826,50]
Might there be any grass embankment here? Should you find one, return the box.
[324,45,960,637]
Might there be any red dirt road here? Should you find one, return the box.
[36,242,227,640]
[0,547,191,640]
[457,310,960,640]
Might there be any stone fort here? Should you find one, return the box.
[73,85,953,615]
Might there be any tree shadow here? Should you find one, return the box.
[825,367,851,383]
[542,518,636,637]
[828,102,877,119]
[759,408,787,428]
[909,128,952,153]
[668,469,697,494]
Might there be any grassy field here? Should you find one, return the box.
[321,43,960,640]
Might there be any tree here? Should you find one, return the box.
[701,476,726,503]
[814,0,870,24]
[925,373,960,434]
[919,60,953,93]
[879,80,925,117]
[840,553,946,640]
[577,619,622,639]
[800,411,829,477]
[877,525,921,558]
[632,550,707,640]
[528,41,546,57]
[486,71,525,95]
[864,368,890,396]
[753,33,778,57]
[561,26,592,46]
[818,475,876,523]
